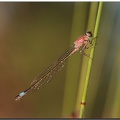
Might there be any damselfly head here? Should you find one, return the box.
[86,31,93,37]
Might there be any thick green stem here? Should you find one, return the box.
[79,2,103,118]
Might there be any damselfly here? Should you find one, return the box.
[15,31,94,101]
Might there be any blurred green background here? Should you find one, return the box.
[0,2,120,118]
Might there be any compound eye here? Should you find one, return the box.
[86,31,93,37]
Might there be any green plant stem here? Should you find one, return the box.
[79,2,103,118]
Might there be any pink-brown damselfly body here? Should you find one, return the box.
[15,31,93,101]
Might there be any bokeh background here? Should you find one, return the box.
[0,2,120,118]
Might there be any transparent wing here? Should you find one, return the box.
[31,61,65,91]
[30,46,75,91]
